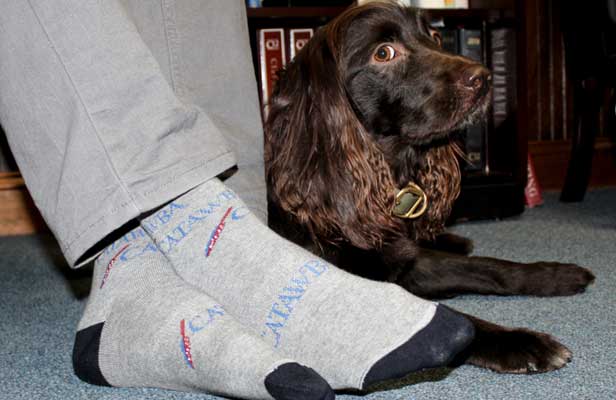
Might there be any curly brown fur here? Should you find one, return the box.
[264,1,594,375]
[265,8,404,250]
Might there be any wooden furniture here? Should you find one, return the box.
[522,0,616,191]
[559,0,616,202]
[0,172,47,235]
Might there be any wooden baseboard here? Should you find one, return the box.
[529,138,616,190]
[0,173,47,235]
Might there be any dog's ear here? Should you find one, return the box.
[265,28,403,250]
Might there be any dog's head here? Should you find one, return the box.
[334,2,492,145]
[265,2,492,248]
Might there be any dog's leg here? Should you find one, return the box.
[449,311,572,373]
[385,246,595,299]
[419,232,474,255]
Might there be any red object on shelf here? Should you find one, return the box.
[525,153,544,207]
[289,28,314,61]
[257,28,287,118]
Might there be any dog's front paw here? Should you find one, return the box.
[465,327,572,374]
[526,262,595,296]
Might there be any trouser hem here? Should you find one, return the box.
[67,151,236,268]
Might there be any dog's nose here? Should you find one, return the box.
[461,65,491,92]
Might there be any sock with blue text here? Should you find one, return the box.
[140,178,475,390]
[72,232,334,400]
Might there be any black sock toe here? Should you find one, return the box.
[363,305,475,388]
[265,362,334,400]
[72,322,110,386]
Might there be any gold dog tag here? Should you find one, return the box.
[393,182,428,219]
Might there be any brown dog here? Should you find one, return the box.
[264,2,595,374]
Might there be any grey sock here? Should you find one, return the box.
[140,179,474,390]
[73,231,334,400]
[222,166,268,223]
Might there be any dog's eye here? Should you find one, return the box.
[374,45,397,62]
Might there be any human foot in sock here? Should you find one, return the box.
[140,178,475,390]
[72,233,334,400]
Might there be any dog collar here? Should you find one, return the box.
[393,182,428,219]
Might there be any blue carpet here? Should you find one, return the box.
[1,189,615,400]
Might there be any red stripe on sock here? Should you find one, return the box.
[180,319,195,369]
[100,244,130,289]
[205,207,233,257]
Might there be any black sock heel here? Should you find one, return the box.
[363,305,475,388]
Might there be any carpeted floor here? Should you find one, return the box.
[1,189,615,400]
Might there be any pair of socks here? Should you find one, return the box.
[73,178,474,399]
[73,228,331,399]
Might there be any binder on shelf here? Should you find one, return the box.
[257,28,287,117]
[490,28,516,130]
[411,0,469,8]
[459,28,483,62]
[289,28,314,61]
[358,0,412,5]
[459,28,487,172]
[245,0,262,8]
[440,28,459,55]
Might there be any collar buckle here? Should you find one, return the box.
[393,182,428,219]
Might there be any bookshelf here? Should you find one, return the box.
[247,7,347,18]
[246,1,527,222]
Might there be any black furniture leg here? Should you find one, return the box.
[560,79,601,202]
